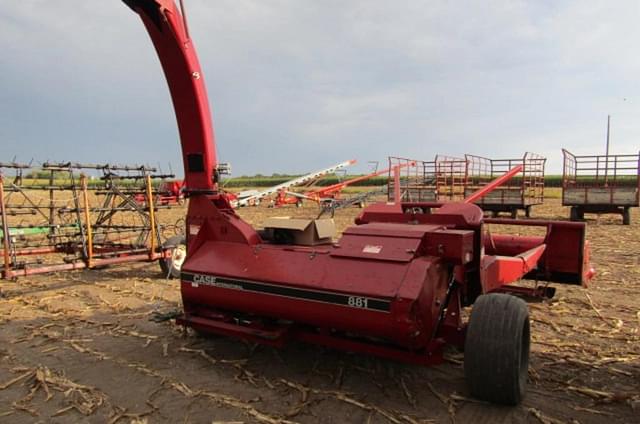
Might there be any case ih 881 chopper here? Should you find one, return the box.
[123,0,594,405]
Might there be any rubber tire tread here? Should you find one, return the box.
[569,207,578,221]
[623,208,631,225]
[464,293,530,405]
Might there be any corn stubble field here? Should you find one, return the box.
[0,191,638,424]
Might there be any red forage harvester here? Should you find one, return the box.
[123,0,594,405]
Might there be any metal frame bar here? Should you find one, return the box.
[0,175,12,278]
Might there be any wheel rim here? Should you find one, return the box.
[171,244,187,271]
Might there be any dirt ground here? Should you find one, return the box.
[0,196,638,423]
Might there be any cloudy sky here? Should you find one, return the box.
[1,1,639,176]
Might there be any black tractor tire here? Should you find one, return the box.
[569,206,578,221]
[159,235,187,279]
[464,293,530,405]
[510,209,518,219]
[623,207,631,225]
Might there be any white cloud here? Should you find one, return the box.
[1,0,639,175]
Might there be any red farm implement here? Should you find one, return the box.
[562,149,640,225]
[118,0,594,405]
[134,179,185,205]
[274,162,412,208]
[464,152,546,218]
[232,160,355,208]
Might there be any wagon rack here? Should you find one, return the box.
[464,152,546,218]
[387,155,468,203]
[0,161,179,279]
[562,149,640,225]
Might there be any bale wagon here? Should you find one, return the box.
[562,149,640,225]
[387,155,467,203]
[464,152,546,218]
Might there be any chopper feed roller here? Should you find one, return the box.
[123,0,594,405]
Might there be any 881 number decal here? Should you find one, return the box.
[348,296,369,309]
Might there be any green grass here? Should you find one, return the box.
[220,174,577,188]
[14,174,638,190]
[221,175,388,188]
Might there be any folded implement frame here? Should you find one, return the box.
[0,161,181,279]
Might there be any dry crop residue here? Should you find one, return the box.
[0,197,638,423]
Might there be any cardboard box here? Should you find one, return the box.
[262,217,336,246]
